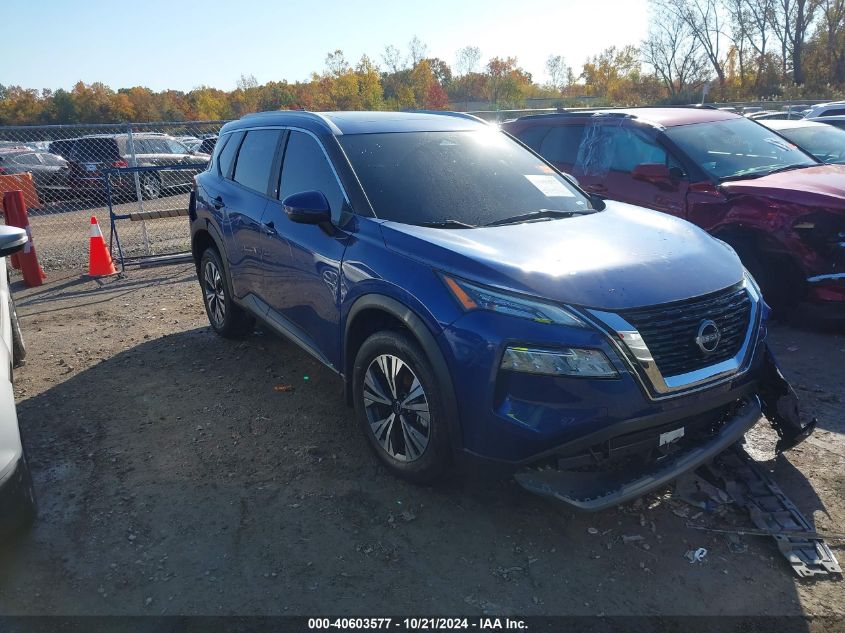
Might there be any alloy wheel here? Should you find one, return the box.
[203,260,226,328]
[363,354,431,462]
[142,173,161,199]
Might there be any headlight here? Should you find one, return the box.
[501,346,617,377]
[443,275,585,327]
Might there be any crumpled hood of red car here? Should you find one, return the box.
[719,164,845,211]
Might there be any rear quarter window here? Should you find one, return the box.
[216,132,243,179]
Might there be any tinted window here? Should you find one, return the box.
[233,129,282,194]
[820,108,845,117]
[775,125,845,164]
[664,117,817,180]
[71,138,120,161]
[217,131,243,178]
[514,125,549,150]
[538,125,585,164]
[166,139,187,154]
[279,131,345,221]
[40,153,66,166]
[339,130,591,226]
[13,153,42,166]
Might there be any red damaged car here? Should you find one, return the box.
[502,108,845,319]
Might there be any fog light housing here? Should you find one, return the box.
[501,346,617,377]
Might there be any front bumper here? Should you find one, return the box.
[515,397,762,510]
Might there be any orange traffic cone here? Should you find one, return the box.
[88,216,118,277]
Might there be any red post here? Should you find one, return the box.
[3,190,45,288]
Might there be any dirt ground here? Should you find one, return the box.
[0,263,842,617]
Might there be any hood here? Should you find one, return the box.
[380,201,745,311]
[720,164,845,212]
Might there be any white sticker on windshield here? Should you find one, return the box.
[524,175,574,197]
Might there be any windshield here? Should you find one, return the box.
[664,117,817,181]
[774,124,845,165]
[339,130,591,226]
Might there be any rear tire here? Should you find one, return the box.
[198,247,254,338]
[352,330,452,483]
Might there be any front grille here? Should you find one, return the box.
[620,283,752,378]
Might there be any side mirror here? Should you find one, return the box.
[282,190,331,225]
[0,225,27,257]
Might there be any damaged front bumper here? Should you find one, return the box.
[514,346,816,511]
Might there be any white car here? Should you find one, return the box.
[0,225,35,535]
[802,101,845,118]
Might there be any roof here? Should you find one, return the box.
[223,110,489,136]
[600,107,741,127]
[759,119,828,131]
[511,106,741,128]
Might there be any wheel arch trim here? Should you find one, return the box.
[344,294,463,451]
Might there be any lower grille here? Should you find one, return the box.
[620,283,752,377]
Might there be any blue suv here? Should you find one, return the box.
[189,111,814,510]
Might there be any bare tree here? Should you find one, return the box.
[545,54,570,92]
[408,36,429,67]
[724,0,751,87]
[819,0,845,83]
[742,0,775,88]
[455,46,482,76]
[642,1,711,98]
[663,0,728,92]
[772,0,821,84]
[382,45,405,73]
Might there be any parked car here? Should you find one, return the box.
[806,114,845,132]
[748,110,805,121]
[0,225,36,534]
[0,148,72,202]
[196,136,218,155]
[66,134,210,200]
[802,101,845,118]
[175,136,202,151]
[189,110,813,510]
[502,108,845,318]
[47,139,76,160]
[760,119,845,165]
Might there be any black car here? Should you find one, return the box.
[66,134,210,200]
[0,148,71,203]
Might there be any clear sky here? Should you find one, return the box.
[1,0,650,92]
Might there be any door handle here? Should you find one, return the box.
[263,220,278,236]
[212,195,224,210]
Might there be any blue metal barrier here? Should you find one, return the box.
[102,163,204,272]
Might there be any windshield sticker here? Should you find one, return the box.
[524,174,575,197]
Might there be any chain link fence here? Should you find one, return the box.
[0,120,227,271]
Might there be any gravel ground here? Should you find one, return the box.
[0,264,842,617]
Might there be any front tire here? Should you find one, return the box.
[198,248,254,338]
[352,330,452,483]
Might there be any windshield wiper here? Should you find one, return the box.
[483,209,587,227]
[721,163,809,182]
[418,219,476,229]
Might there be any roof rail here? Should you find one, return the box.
[238,110,342,134]
[401,109,489,124]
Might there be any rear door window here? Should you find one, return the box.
[514,125,549,151]
[539,125,586,164]
[233,129,283,195]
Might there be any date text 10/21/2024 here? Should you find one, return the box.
[307,618,529,630]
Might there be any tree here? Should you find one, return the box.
[662,0,728,93]
[455,46,482,76]
[484,57,532,107]
[772,0,822,84]
[642,2,710,99]
[382,45,405,73]
[408,36,429,67]
[545,55,570,92]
